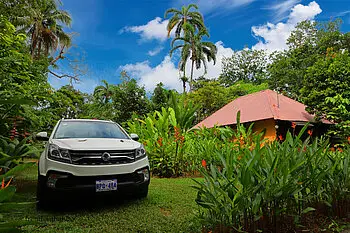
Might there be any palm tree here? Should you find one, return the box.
[170,29,217,91]
[94,80,114,104]
[164,4,205,38]
[18,0,72,58]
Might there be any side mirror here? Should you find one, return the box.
[36,132,49,141]
[130,133,139,141]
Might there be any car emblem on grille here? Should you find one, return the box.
[101,152,111,162]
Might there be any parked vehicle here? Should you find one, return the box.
[36,119,150,207]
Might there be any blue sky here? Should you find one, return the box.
[49,0,350,93]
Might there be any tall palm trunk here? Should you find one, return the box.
[190,59,195,91]
[182,68,186,94]
[37,40,42,59]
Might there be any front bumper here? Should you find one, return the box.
[39,155,149,177]
[41,166,150,194]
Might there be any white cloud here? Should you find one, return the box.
[121,17,170,42]
[121,57,181,92]
[120,41,234,92]
[268,0,301,21]
[148,46,164,56]
[252,1,322,52]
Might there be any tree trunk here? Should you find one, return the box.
[37,41,42,59]
[182,67,186,94]
[190,59,195,91]
[31,34,37,58]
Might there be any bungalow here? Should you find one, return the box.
[193,89,331,141]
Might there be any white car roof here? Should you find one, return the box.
[61,119,115,123]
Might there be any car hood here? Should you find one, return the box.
[50,138,141,150]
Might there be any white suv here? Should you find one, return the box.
[36,119,150,207]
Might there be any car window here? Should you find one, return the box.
[54,121,129,139]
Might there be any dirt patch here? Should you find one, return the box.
[160,207,171,217]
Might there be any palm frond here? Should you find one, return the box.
[169,44,184,57]
[164,8,182,18]
[187,4,199,10]
[171,36,189,47]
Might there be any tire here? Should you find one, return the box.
[36,175,50,210]
[136,185,149,199]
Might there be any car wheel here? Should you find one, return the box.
[136,185,149,199]
[36,175,50,210]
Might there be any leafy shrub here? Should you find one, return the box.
[0,137,38,170]
[193,124,350,232]
[128,92,198,177]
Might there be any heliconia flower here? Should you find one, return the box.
[157,137,163,147]
[0,177,11,189]
[291,122,296,129]
[307,130,313,136]
[201,159,207,168]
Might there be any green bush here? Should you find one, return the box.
[193,125,350,232]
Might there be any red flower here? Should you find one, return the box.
[201,159,207,168]
[307,130,313,136]
[157,137,163,147]
[278,134,283,141]
[291,122,296,129]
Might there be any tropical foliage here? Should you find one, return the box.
[1,1,350,232]
[194,123,350,232]
[220,49,268,85]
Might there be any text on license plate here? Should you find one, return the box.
[96,179,117,192]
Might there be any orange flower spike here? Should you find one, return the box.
[157,137,163,147]
[307,130,313,136]
[201,159,207,168]
[1,178,4,189]
[5,177,12,188]
[291,122,296,129]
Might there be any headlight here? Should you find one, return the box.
[48,144,71,163]
[135,145,146,160]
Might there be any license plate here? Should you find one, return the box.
[95,179,117,192]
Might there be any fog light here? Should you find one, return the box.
[137,168,150,182]
[47,173,69,188]
[47,175,57,188]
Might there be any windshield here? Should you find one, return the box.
[53,121,129,139]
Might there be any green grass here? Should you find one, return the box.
[1,164,202,233]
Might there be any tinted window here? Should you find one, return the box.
[54,121,129,139]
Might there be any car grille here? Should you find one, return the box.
[55,172,144,189]
[69,150,136,165]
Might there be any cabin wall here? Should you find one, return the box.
[251,119,276,141]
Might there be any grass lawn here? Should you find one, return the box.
[1,164,202,233]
